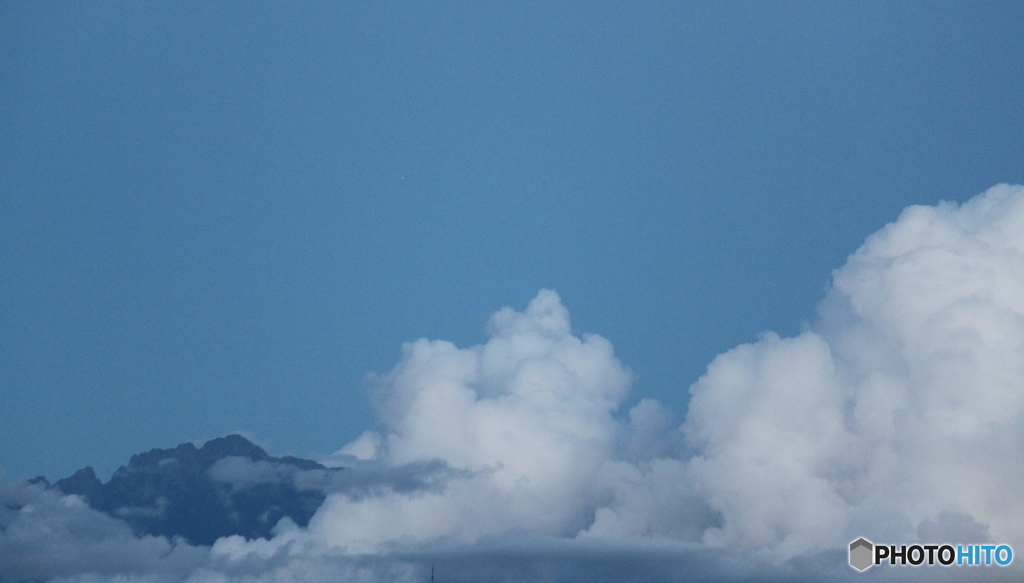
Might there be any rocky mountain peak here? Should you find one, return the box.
[49,434,336,546]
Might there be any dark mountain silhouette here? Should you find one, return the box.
[50,434,337,546]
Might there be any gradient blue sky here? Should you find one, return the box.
[2,1,1022,481]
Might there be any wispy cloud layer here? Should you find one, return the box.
[4,185,1024,581]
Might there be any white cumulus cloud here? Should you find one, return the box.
[308,288,633,551]
[678,183,1024,558]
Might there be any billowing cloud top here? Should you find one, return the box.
[4,185,1024,582]
[313,288,633,550]
[684,185,1024,560]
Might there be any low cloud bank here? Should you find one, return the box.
[4,184,1024,582]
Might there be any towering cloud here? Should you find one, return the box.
[3,184,1024,582]
[679,184,1024,557]
[309,289,633,550]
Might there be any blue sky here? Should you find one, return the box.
[2,0,1023,488]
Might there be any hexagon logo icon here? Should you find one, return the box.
[849,538,873,571]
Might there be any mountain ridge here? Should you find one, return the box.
[45,434,338,546]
